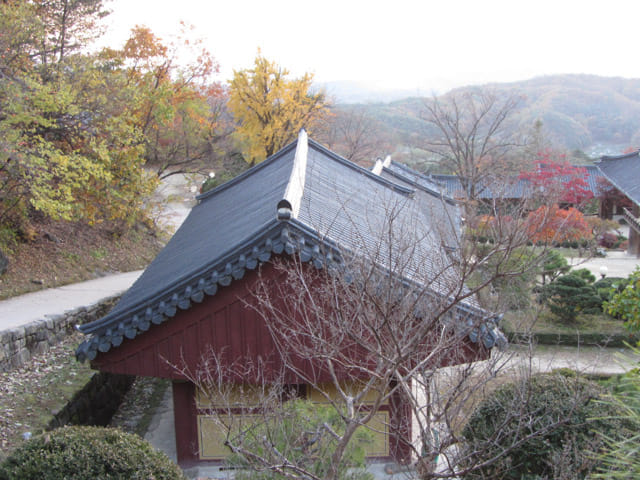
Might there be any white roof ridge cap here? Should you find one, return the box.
[279,129,308,219]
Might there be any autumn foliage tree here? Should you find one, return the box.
[525,205,591,244]
[519,151,594,207]
[0,2,158,232]
[0,1,234,237]
[228,53,329,165]
[118,25,230,178]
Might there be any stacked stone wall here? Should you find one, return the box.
[0,295,120,372]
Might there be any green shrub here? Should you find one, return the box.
[540,271,602,322]
[229,399,372,480]
[593,277,628,305]
[200,171,236,194]
[540,250,570,285]
[572,267,597,284]
[0,426,186,480]
[593,362,640,478]
[461,372,632,480]
[604,267,640,332]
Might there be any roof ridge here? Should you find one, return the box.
[196,140,299,203]
[277,130,308,220]
[307,139,414,196]
[371,155,391,175]
[383,161,455,203]
[598,150,640,162]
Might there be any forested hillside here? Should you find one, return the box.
[0,1,330,295]
[345,74,640,160]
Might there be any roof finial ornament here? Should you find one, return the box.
[371,155,391,176]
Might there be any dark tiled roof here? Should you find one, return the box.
[429,166,603,200]
[377,161,461,252]
[597,151,640,206]
[77,132,505,361]
[382,161,452,201]
[581,165,604,195]
[430,175,528,200]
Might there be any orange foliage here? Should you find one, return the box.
[525,205,592,244]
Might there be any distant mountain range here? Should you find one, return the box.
[318,81,428,104]
[323,75,640,158]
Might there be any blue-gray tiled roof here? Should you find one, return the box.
[597,151,640,206]
[77,132,505,361]
[428,174,531,200]
[429,166,603,200]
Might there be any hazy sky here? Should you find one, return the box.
[101,0,639,94]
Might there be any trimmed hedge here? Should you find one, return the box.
[505,330,639,348]
[0,426,186,480]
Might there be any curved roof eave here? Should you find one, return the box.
[76,216,505,362]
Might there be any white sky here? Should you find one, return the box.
[100,0,639,94]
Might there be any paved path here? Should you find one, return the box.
[569,250,640,278]
[504,344,640,375]
[0,271,142,330]
[0,174,196,332]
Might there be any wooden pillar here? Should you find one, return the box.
[389,379,412,464]
[629,204,640,257]
[172,381,199,466]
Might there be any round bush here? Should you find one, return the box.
[461,372,632,479]
[0,426,186,480]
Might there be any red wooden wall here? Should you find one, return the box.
[90,260,487,465]
[91,265,283,381]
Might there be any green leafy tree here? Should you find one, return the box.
[228,53,329,165]
[592,352,640,479]
[594,276,628,305]
[0,2,43,80]
[605,267,640,332]
[0,2,157,232]
[1,51,156,229]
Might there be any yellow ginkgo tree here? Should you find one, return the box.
[228,53,329,165]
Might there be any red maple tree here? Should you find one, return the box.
[519,151,594,206]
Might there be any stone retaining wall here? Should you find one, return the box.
[48,372,135,429]
[0,295,121,372]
